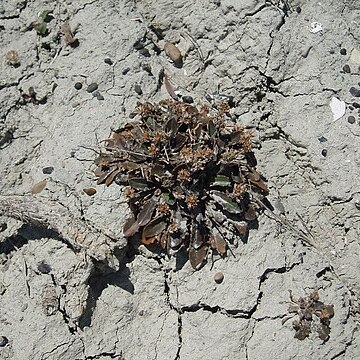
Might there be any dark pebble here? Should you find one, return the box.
[343,64,350,73]
[340,48,347,55]
[348,115,356,124]
[104,58,113,65]
[318,136,327,143]
[353,102,360,108]
[349,105,354,110]
[92,90,100,97]
[296,6,301,13]
[182,95,194,104]
[42,166,54,174]
[37,261,51,274]
[321,149,327,157]
[122,67,130,75]
[96,93,104,101]
[0,336,8,347]
[138,48,151,57]
[86,83,98,93]
[129,112,137,119]
[134,84,142,95]
[74,82,82,90]
[329,49,335,54]
[349,87,360,97]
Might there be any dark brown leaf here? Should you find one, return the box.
[189,245,208,270]
[123,217,140,237]
[137,199,156,227]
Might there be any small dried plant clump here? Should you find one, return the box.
[95,99,269,269]
[284,290,335,341]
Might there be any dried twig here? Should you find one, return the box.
[0,195,120,269]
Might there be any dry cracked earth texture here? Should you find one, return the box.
[0,0,360,359]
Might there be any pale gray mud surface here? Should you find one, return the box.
[1,0,360,359]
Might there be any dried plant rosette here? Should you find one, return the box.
[94,99,269,269]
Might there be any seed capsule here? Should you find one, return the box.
[164,42,182,67]
[6,50,20,66]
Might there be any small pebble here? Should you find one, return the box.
[83,188,97,196]
[214,272,224,284]
[42,166,54,174]
[138,48,151,57]
[182,95,194,104]
[329,49,335,54]
[321,149,327,157]
[318,136,327,143]
[349,87,360,97]
[104,58,113,65]
[348,115,356,124]
[86,82,98,93]
[340,48,347,55]
[74,82,82,90]
[122,67,130,75]
[353,102,360,108]
[296,6,301,13]
[0,336,8,347]
[349,105,354,110]
[343,64,350,73]
[92,90,100,97]
[96,93,104,101]
[129,112,137,119]
[37,261,51,274]
[134,84,143,95]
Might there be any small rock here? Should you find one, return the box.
[129,112,137,119]
[343,64,350,73]
[37,261,51,274]
[134,84,143,95]
[42,166,54,174]
[182,95,194,104]
[96,93,104,101]
[296,6,301,13]
[321,149,327,157]
[74,82,82,90]
[0,336,8,347]
[104,58,113,65]
[348,115,356,124]
[340,48,347,55]
[92,90,100,97]
[139,48,151,57]
[83,188,97,196]
[122,67,130,75]
[86,82,98,93]
[353,102,360,108]
[349,87,360,97]
[214,272,224,284]
[318,136,327,143]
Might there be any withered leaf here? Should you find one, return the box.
[210,230,226,256]
[164,74,179,101]
[105,169,121,186]
[142,218,166,238]
[128,178,150,190]
[250,178,269,193]
[189,245,208,270]
[211,191,241,214]
[32,180,47,194]
[123,216,140,237]
[137,199,156,227]
[244,205,257,221]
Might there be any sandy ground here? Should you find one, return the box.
[1,0,360,359]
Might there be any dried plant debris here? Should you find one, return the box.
[95,100,269,269]
[285,290,335,341]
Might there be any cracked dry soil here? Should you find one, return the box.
[1,0,360,359]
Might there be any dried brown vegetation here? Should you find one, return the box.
[95,100,269,269]
[284,290,335,341]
